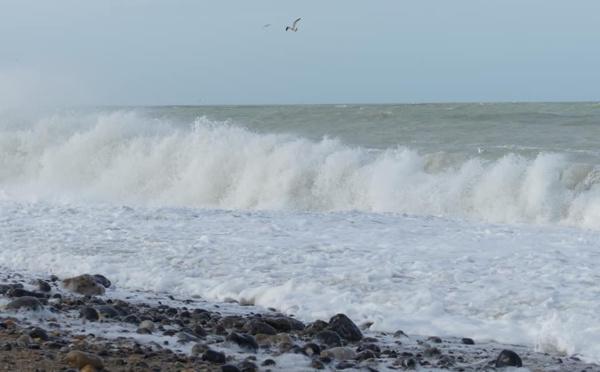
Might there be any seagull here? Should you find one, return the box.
[286,18,301,32]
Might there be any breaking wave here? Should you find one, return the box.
[2,110,600,228]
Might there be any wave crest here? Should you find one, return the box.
[2,110,600,228]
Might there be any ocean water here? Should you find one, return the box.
[2,103,600,361]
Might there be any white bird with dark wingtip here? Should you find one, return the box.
[286,18,301,32]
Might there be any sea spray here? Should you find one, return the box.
[2,110,600,228]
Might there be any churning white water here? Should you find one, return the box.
[2,105,600,362]
[2,109,600,228]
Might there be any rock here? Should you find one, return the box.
[227,332,258,351]
[356,350,377,361]
[397,357,417,369]
[64,350,104,370]
[28,327,49,341]
[5,296,43,311]
[424,347,441,357]
[215,324,227,335]
[243,319,277,335]
[191,343,209,356]
[336,361,356,370]
[218,316,245,329]
[393,330,408,338]
[303,320,329,336]
[202,349,226,364]
[427,336,442,343]
[80,307,100,321]
[93,274,111,288]
[495,349,523,368]
[461,337,475,345]
[263,316,304,332]
[328,314,362,342]
[95,305,119,318]
[193,324,207,337]
[262,317,292,332]
[311,359,325,369]
[36,279,52,292]
[357,343,380,354]
[261,359,276,366]
[122,314,140,324]
[238,360,258,372]
[255,333,293,348]
[0,283,23,294]
[63,275,105,296]
[316,330,343,347]
[321,347,357,361]
[437,355,455,368]
[6,288,46,298]
[221,365,240,372]
[303,342,321,356]
[16,335,32,347]
[138,320,155,333]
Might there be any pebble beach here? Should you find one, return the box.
[1,270,598,372]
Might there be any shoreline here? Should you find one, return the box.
[0,270,596,371]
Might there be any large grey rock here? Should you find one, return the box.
[328,314,362,342]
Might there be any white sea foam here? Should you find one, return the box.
[1,110,600,228]
[2,110,600,362]
[1,202,600,363]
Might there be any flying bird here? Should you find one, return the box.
[286,18,301,32]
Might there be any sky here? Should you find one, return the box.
[1,0,599,106]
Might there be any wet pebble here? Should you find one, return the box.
[227,332,258,352]
[6,296,43,311]
[36,279,52,292]
[424,347,441,358]
[321,347,357,361]
[92,274,111,288]
[495,349,523,368]
[303,342,321,356]
[221,365,241,372]
[95,305,119,318]
[202,349,226,364]
[28,327,49,341]
[311,359,325,369]
[427,336,442,343]
[6,288,45,298]
[462,337,475,345]
[261,359,276,366]
[243,319,277,335]
[316,330,342,348]
[64,350,104,370]
[63,275,105,296]
[80,307,100,321]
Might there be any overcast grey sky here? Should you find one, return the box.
[1,0,599,105]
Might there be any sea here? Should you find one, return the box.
[2,102,600,361]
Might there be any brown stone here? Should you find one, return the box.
[64,350,104,370]
[63,275,105,296]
